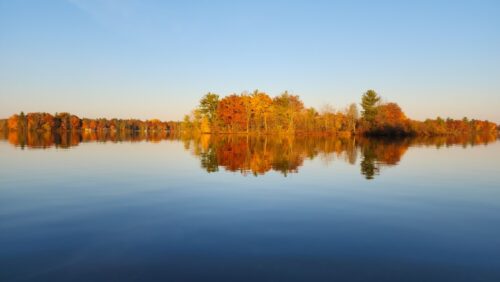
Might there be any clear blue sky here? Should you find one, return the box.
[1,0,499,121]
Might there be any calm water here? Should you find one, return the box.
[1,133,499,281]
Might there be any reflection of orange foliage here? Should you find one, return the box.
[8,115,19,131]
[217,139,249,172]
[374,143,407,165]
[8,131,55,148]
[2,131,179,149]
[200,134,211,151]
[1,130,497,179]
[249,151,273,175]
[187,135,357,176]
[8,131,19,146]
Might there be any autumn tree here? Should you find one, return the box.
[70,115,81,130]
[191,109,203,131]
[320,104,336,132]
[41,114,54,131]
[55,112,72,131]
[217,94,247,132]
[27,113,41,131]
[241,93,253,133]
[250,90,273,132]
[369,102,410,135]
[199,92,219,127]
[346,103,359,133]
[375,103,407,127]
[272,91,304,132]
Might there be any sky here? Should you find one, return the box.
[0,0,499,122]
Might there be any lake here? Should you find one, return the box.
[1,132,499,281]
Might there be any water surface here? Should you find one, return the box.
[1,133,499,281]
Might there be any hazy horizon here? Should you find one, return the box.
[1,0,499,122]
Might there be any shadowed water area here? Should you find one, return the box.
[1,131,499,281]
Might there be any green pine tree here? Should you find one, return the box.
[361,89,380,124]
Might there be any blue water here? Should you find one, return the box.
[1,137,499,281]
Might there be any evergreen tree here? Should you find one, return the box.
[361,90,380,123]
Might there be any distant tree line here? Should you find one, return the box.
[357,90,498,136]
[0,112,180,133]
[182,90,498,136]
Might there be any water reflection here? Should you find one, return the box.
[1,131,497,179]
[2,130,174,149]
[183,135,358,176]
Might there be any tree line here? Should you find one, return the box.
[0,89,497,137]
[182,89,498,136]
[0,112,180,133]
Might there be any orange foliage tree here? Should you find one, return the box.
[216,94,248,132]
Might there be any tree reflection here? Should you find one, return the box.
[360,141,379,180]
[183,135,357,176]
[1,131,497,179]
[358,138,408,179]
[3,130,177,149]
